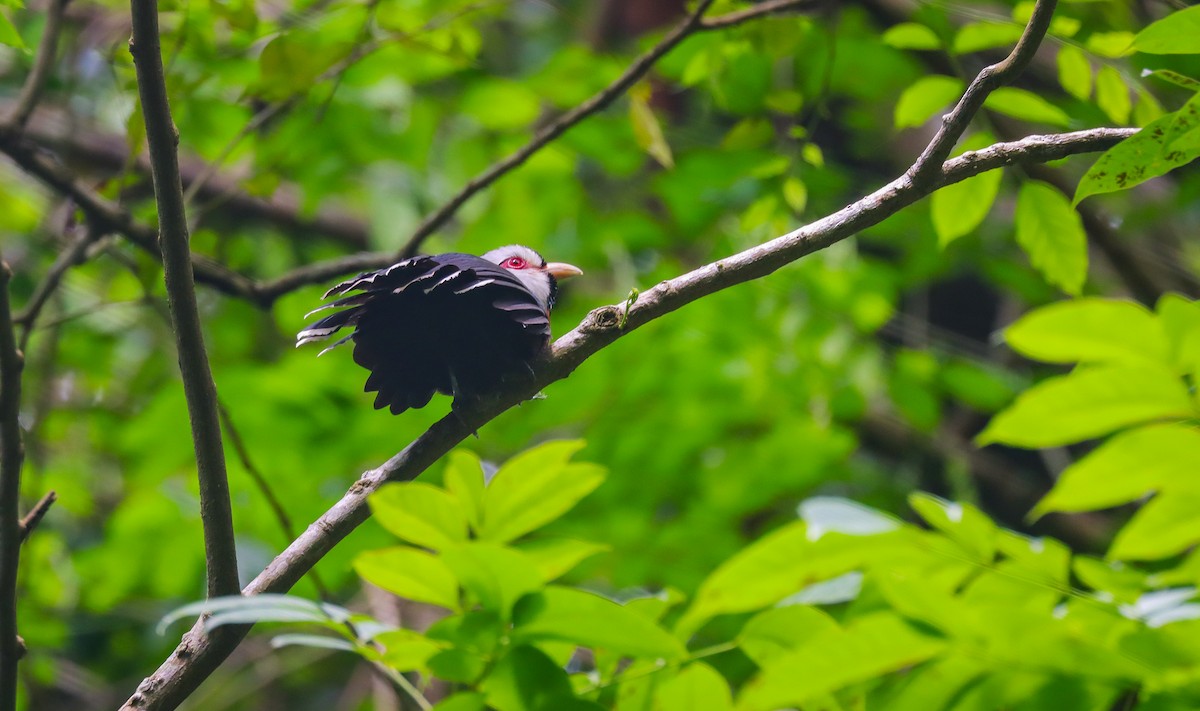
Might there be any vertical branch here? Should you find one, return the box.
[0,259,25,711]
[128,0,240,597]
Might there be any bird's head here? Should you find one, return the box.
[482,245,582,313]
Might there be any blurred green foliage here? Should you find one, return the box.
[1,0,1199,708]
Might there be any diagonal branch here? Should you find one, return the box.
[118,126,1136,711]
[260,0,828,301]
[0,258,26,711]
[129,0,240,597]
[3,0,70,131]
[907,0,1058,186]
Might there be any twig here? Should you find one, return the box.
[907,0,1058,186]
[117,127,1136,711]
[4,0,71,130]
[0,258,26,711]
[0,128,265,303]
[216,401,330,600]
[129,0,240,597]
[393,0,711,258]
[260,0,828,300]
[18,490,56,544]
[15,225,101,352]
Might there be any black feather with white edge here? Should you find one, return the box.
[296,252,555,415]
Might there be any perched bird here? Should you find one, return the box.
[297,245,583,414]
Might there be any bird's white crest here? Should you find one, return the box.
[483,244,554,312]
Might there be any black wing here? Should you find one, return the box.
[297,254,551,414]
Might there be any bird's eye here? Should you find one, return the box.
[503,256,528,269]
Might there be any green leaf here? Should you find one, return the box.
[1014,180,1087,295]
[1056,45,1092,100]
[480,645,576,711]
[1143,69,1200,92]
[738,613,946,710]
[1111,493,1200,560]
[445,450,487,532]
[1158,294,1200,375]
[1033,424,1200,517]
[432,693,487,711]
[738,605,840,667]
[369,482,468,550]
[270,634,357,652]
[374,628,444,672]
[460,79,541,131]
[354,547,460,611]
[984,88,1071,127]
[653,662,733,711]
[516,538,609,582]
[157,594,336,634]
[256,33,347,101]
[0,10,26,51]
[782,177,807,214]
[512,586,686,660]
[894,76,964,129]
[1086,31,1135,58]
[909,493,998,563]
[978,365,1194,448]
[1004,298,1169,366]
[1096,66,1132,125]
[939,360,1017,412]
[677,521,912,635]
[440,543,543,617]
[630,84,674,169]
[480,440,605,543]
[931,132,1004,246]
[1133,5,1200,54]
[882,23,942,50]
[1075,92,1200,204]
[953,22,1025,55]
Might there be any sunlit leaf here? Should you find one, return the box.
[630,83,674,169]
[654,662,733,711]
[1132,5,1200,54]
[953,22,1024,54]
[738,605,840,667]
[516,538,609,582]
[978,365,1194,447]
[738,614,946,710]
[1004,298,1169,366]
[513,586,686,659]
[354,547,460,611]
[931,132,1004,246]
[1111,494,1200,560]
[1014,180,1087,295]
[440,542,543,617]
[909,493,997,563]
[1096,66,1132,125]
[895,76,964,128]
[882,23,942,50]
[480,440,605,543]
[1056,45,1092,100]
[1033,424,1200,517]
[1075,92,1200,204]
[369,482,468,550]
[984,88,1071,127]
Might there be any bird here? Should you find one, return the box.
[296,245,583,415]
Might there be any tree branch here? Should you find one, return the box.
[128,0,240,597]
[907,0,1058,186]
[18,490,56,544]
[118,126,1136,711]
[0,128,264,302]
[0,258,26,711]
[3,0,70,131]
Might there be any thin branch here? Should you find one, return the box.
[259,0,829,301]
[0,258,26,711]
[129,0,240,597]
[216,401,330,600]
[18,490,56,544]
[4,0,70,130]
[117,126,1136,711]
[699,0,823,29]
[14,225,100,352]
[394,0,717,257]
[907,0,1058,186]
[0,128,265,302]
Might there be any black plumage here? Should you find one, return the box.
[297,247,580,414]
